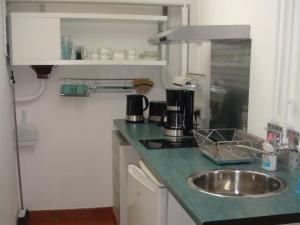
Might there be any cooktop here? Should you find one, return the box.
[139,137,198,150]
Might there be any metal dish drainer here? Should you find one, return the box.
[193,129,265,164]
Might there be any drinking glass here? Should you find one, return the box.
[61,35,73,60]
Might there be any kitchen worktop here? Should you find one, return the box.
[114,119,300,225]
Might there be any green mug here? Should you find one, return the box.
[61,84,75,96]
[75,84,88,96]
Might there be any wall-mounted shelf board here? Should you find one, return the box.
[12,12,168,23]
[6,0,190,6]
[13,60,167,66]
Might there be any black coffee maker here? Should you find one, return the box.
[161,89,194,136]
[126,94,149,123]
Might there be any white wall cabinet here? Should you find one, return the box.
[10,15,60,64]
[9,12,168,66]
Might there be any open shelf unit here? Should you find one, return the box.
[10,12,168,66]
[13,12,168,22]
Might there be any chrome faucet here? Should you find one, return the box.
[236,143,297,156]
[235,145,275,155]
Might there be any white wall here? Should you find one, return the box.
[14,66,165,210]
[190,0,280,137]
[0,2,19,225]
[9,3,171,210]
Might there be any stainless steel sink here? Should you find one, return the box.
[187,169,287,198]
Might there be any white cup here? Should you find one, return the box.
[99,48,112,60]
[113,50,125,60]
[90,51,99,60]
[83,48,89,60]
[127,48,137,60]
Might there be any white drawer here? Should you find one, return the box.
[112,152,119,172]
[112,131,129,149]
[112,145,119,159]
[112,140,120,153]
[113,186,120,205]
[113,194,120,209]
[113,169,120,189]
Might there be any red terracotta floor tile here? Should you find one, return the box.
[90,208,115,217]
[27,210,57,225]
[27,208,116,225]
[57,210,92,220]
[29,210,57,220]
[57,217,92,225]
[27,218,57,225]
[91,215,117,225]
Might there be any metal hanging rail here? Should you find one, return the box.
[60,78,139,96]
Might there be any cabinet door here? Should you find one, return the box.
[120,145,140,225]
[167,192,196,225]
[10,15,60,64]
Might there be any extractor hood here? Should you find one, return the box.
[148,25,250,44]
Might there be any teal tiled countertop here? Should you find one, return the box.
[114,119,300,225]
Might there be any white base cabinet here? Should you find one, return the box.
[167,192,196,225]
[127,162,196,225]
[127,164,168,225]
[112,131,140,225]
[112,131,195,225]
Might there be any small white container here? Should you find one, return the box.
[113,50,125,60]
[262,154,277,171]
[90,50,99,60]
[288,151,300,171]
[126,48,138,60]
[99,48,112,60]
[261,142,277,171]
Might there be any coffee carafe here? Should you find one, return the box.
[148,101,167,123]
[161,111,185,136]
[162,89,194,136]
[126,94,149,123]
